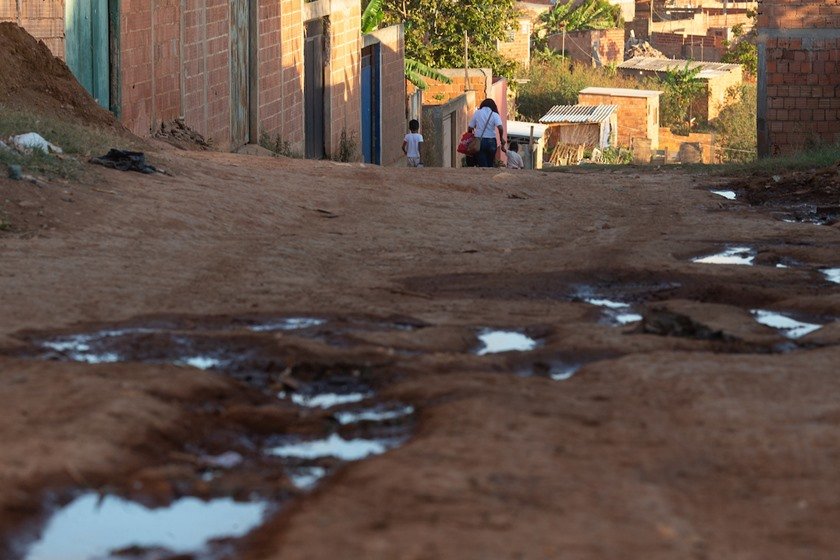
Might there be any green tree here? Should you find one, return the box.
[361,0,453,90]
[378,0,520,82]
[660,63,705,134]
[712,83,757,163]
[538,0,622,33]
[721,22,758,77]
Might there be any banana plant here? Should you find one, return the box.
[361,0,451,90]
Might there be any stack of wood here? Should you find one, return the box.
[548,143,586,166]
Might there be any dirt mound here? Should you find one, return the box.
[727,163,840,207]
[0,22,119,129]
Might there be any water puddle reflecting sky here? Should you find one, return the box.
[691,246,755,266]
[751,310,822,339]
[334,404,415,425]
[281,391,373,409]
[476,330,537,355]
[248,317,325,332]
[24,494,267,560]
[711,190,737,200]
[268,433,394,461]
[584,298,642,325]
[822,268,840,284]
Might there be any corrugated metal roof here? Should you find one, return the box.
[507,120,550,138]
[580,86,663,98]
[618,56,742,76]
[538,104,617,124]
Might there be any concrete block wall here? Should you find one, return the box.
[178,0,234,146]
[0,0,64,58]
[550,28,625,66]
[278,0,304,153]
[366,24,407,166]
[412,69,492,106]
[497,17,531,68]
[578,92,659,149]
[326,0,361,159]
[257,0,283,137]
[757,0,840,155]
[421,90,476,168]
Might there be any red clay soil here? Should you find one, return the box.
[1,147,840,559]
[0,22,120,128]
[2,26,840,560]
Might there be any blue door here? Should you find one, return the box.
[361,44,380,164]
[65,0,110,109]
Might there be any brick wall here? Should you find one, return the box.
[757,0,840,156]
[650,31,726,62]
[658,128,715,163]
[0,0,64,58]
[278,0,304,153]
[326,0,361,160]
[549,28,625,66]
[257,0,283,137]
[578,92,659,149]
[497,17,531,68]
[413,69,492,106]
[365,24,407,166]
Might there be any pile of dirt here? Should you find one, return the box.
[154,118,213,151]
[0,22,119,129]
[728,164,840,207]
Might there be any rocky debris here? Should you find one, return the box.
[154,118,213,151]
[726,164,840,207]
[625,39,666,60]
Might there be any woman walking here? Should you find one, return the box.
[468,98,507,168]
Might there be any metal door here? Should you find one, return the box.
[304,19,326,159]
[361,44,380,164]
[65,0,110,108]
[230,0,250,148]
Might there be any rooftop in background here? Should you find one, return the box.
[539,104,618,124]
[579,87,663,98]
[618,57,743,79]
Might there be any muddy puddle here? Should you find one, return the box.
[9,315,418,560]
[23,494,268,560]
[691,246,755,266]
[751,310,823,339]
[476,329,538,355]
[775,205,839,226]
[711,190,737,200]
[583,297,642,325]
[822,268,840,285]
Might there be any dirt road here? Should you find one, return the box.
[1,148,839,559]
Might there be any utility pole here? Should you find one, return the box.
[561,23,566,59]
[464,30,469,92]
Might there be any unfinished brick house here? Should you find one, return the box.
[547,27,625,66]
[3,0,406,164]
[756,0,840,156]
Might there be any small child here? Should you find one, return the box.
[506,141,524,169]
[402,119,424,167]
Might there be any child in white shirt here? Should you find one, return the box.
[402,119,424,167]
[506,141,524,169]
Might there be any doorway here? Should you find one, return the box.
[304,19,326,159]
[65,0,111,109]
[360,44,381,164]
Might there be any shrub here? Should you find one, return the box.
[712,84,757,163]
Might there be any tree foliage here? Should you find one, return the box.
[659,63,705,134]
[538,0,623,33]
[721,22,758,77]
[379,0,520,82]
[712,84,757,163]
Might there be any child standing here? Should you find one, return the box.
[402,119,424,167]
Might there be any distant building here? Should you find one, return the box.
[578,86,662,149]
[547,28,625,66]
[498,16,533,68]
[617,57,743,121]
[538,104,618,150]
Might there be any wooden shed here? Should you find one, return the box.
[538,104,618,150]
